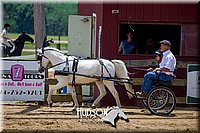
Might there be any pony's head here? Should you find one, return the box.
[36,48,49,73]
[115,107,129,122]
[18,32,34,43]
[102,106,129,127]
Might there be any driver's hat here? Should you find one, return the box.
[159,40,171,46]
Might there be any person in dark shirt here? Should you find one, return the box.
[144,38,157,54]
[118,31,137,54]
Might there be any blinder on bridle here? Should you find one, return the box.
[37,54,43,61]
[37,48,48,73]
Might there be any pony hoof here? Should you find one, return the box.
[125,118,130,123]
[49,103,53,108]
[72,108,77,112]
[71,106,77,112]
[91,105,96,109]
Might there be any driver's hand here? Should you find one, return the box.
[147,67,153,72]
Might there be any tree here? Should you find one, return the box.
[3,3,34,34]
[15,4,34,34]
[3,2,77,36]
[45,3,77,35]
[34,3,46,49]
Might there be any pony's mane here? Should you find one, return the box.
[43,47,64,55]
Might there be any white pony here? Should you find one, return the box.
[37,47,134,111]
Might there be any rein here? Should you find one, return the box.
[130,67,148,71]
[47,60,68,69]
[43,48,65,55]
[54,71,132,84]
[42,56,75,70]
[38,48,134,85]
[39,48,71,70]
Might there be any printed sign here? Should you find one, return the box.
[0,60,45,101]
[11,64,24,81]
[186,64,200,104]
[77,106,129,127]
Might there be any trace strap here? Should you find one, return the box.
[98,59,112,79]
[72,58,79,87]
[63,57,69,72]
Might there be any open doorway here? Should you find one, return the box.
[119,24,181,55]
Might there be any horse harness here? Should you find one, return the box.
[59,58,112,87]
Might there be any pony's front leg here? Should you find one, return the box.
[67,85,79,111]
[47,81,65,107]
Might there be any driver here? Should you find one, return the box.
[136,40,176,98]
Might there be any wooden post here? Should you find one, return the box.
[57,32,61,50]
[33,3,47,104]
[33,2,46,49]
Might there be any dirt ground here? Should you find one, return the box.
[1,102,199,133]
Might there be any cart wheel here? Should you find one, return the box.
[141,98,147,108]
[146,86,176,115]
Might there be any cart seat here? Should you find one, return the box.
[155,80,173,86]
[154,68,177,86]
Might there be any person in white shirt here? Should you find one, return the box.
[1,23,12,47]
[136,40,176,98]
[1,23,15,56]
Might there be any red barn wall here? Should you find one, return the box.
[78,3,199,58]
[78,2,103,54]
[101,3,199,59]
[78,3,199,106]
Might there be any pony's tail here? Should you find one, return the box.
[111,60,134,99]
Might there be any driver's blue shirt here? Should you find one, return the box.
[119,40,137,54]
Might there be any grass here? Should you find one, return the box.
[23,43,68,50]
[22,51,35,56]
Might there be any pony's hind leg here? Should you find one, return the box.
[103,81,122,108]
[92,81,107,108]
[67,85,79,111]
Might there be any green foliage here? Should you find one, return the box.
[3,2,77,36]
[9,33,34,39]
[45,3,77,35]
[3,3,34,34]
[22,51,35,56]
[15,4,34,34]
